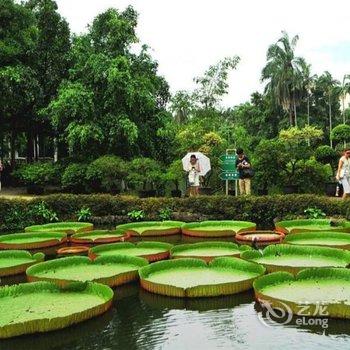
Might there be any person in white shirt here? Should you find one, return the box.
[336,148,350,199]
[187,154,201,197]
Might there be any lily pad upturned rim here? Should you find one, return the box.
[0,250,45,277]
[275,219,350,234]
[284,231,350,249]
[0,281,113,339]
[116,221,184,236]
[170,241,251,262]
[70,229,130,244]
[0,232,67,250]
[235,230,285,245]
[88,241,173,262]
[181,220,257,238]
[25,222,94,235]
[241,244,350,274]
[26,254,149,287]
[253,268,350,319]
[56,246,90,256]
[139,257,265,298]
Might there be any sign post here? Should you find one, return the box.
[219,149,238,196]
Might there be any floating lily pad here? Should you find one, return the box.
[235,230,285,247]
[181,221,256,238]
[89,242,173,262]
[0,251,44,277]
[241,244,350,274]
[275,219,350,234]
[116,221,184,236]
[139,257,265,297]
[26,255,148,287]
[0,281,113,338]
[0,232,67,250]
[284,231,350,249]
[170,241,251,262]
[57,246,90,256]
[254,268,350,319]
[25,222,93,235]
[70,229,129,244]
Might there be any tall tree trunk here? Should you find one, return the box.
[293,101,297,127]
[307,96,310,146]
[26,128,34,163]
[329,95,333,148]
[342,96,345,124]
[10,129,16,168]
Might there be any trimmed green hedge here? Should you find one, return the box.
[1,194,350,232]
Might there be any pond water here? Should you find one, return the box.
[0,234,350,350]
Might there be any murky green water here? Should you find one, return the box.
[0,234,350,350]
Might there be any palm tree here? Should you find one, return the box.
[340,74,350,124]
[318,71,340,147]
[297,58,316,126]
[261,31,304,126]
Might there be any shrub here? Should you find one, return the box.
[314,145,338,171]
[86,155,127,193]
[12,162,57,186]
[331,124,350,144]
[293,159,332,193]
[165,160,184,191]
[76,207,92,221]
[1,194,350,232]
[61,163,88,193]
[127,158,163,191]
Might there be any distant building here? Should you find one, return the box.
[340,93,350,112]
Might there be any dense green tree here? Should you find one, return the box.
[45,7,171,160]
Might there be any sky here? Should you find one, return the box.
[56,0,350,107]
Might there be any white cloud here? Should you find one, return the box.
[56,0,350,106]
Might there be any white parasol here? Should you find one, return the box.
[181,152,211,176]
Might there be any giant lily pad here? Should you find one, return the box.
[89,242,173,262]
[0,250,44,277]
[284,231,350,249]
[26,255,148,287]
[0,281,113,338]
[241,244,350,274]
[181,220,256,238]
[254,268,350,319]
[235,230,285,247]
[0,232,67,250]
[275,219,350,234]
[139,257,265,297]
[70,229,129,244]
[170,241,251,262]
[25,222,93,235]
[116,221,184,236]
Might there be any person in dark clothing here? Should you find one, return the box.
[235,148,252,195]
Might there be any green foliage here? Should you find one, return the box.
[158,207,173,221]
[193,56,240,108]
[76,207,92,222]
[127,158,163,190]
[13,162,57,186]
[86,155,127,193]
[61,163,88,193]
[127,209,145,222]
[1,194,350,232]
[314,145,338,166]
[331,124,350,144]
[31,201,58,222]
[304,207,326,219]
[165,160,184,191]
